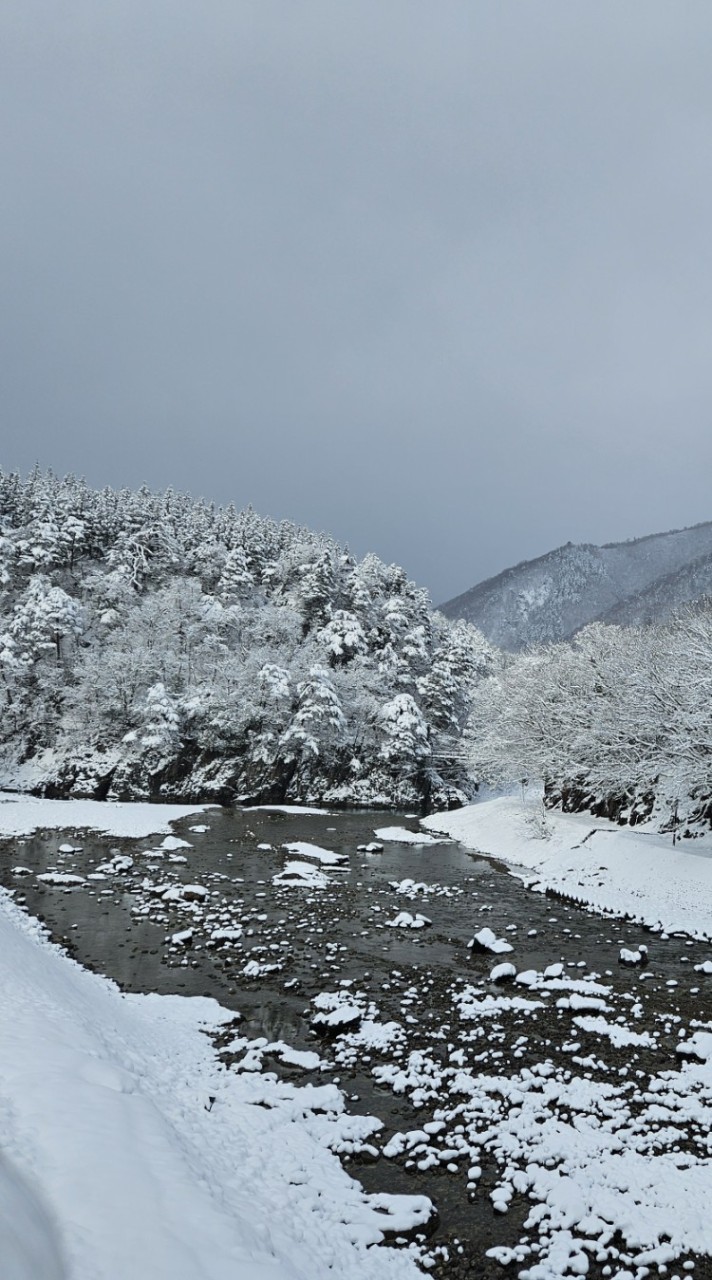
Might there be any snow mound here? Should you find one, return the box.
[374,827,446,846]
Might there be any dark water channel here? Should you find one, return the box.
[2,805,711,1279]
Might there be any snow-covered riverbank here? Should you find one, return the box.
[422,793,712,940]
[0,791,214,839]
[0,798,428,1280]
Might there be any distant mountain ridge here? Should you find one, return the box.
[440,521,712,650]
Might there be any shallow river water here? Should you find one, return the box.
[2,805,711,1279]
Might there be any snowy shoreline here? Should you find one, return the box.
[422,793,712,941]
[0,798,428,1280]
[0,791,215,839]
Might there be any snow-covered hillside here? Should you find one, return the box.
[0,469,491,810]
[441,522,712,649]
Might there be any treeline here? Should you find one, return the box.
[0,468,492,809]
[468,608,712,832]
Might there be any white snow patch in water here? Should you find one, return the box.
[571,1015,654,1048]
[272,861,330,890]
[282,841,346,866]
[373,827,447,846]
[36,872,86,887]
[244,805,332,815]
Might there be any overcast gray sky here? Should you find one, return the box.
[3,2,712,602]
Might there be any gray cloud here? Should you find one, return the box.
[2,1,712,601]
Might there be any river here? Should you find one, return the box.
[2,804,711,1280]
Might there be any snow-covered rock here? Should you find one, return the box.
[311,1006,363,1036]
[468,927,514,955]
[386,912,432,930]
[490,963,516,983]
[676,1032,712,1062]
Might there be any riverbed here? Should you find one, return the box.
[2,804,711,1279]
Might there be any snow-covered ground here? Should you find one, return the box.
[0,791,214,839]
[422,792,712,940]
[0,798,428,1280]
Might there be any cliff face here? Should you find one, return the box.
[440,522,712,649]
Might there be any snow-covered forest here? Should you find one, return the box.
[0,469,492,809]
[6,467,712,833]
[467,608,712,832]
